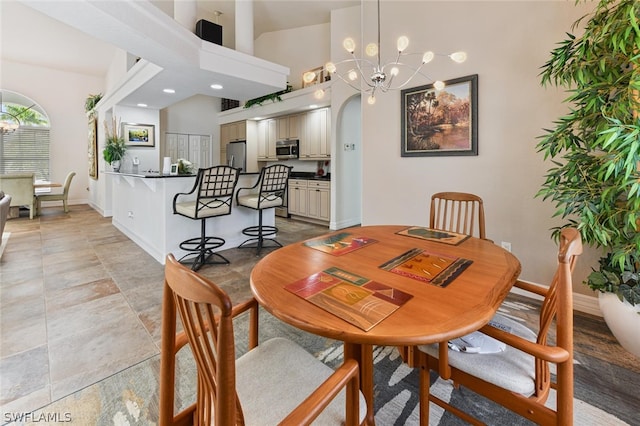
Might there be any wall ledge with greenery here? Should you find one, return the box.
[537,0,639,305]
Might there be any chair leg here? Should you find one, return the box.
[178,219,229,271]
[237,209,282,255]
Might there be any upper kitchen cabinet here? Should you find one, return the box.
[300,108,331,160]
[221,120,247,145]
[277,114,302,141]
[257,118,278,160]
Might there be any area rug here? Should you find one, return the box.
[18,296,636,425]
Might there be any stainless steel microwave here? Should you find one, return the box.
[276,140,299,159]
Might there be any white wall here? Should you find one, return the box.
[255,23,331,90]
[352,1,601,297]
[2,60,104,207]
[113,105,161,172]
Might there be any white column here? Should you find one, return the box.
[235,0,254,55]
[174,0,197,31]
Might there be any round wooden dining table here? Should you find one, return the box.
[250,225,521,425]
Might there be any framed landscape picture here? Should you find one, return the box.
[401,74,478,157]
[122,122,155,147]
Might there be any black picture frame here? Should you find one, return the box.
[401,74,478,157]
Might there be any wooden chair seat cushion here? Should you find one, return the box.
[237,194,284,210]
[418,314,538,396]
[236,337,367,425]
[174,200,231,219]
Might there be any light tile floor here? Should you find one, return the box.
[0,205,328,417]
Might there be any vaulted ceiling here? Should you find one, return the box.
[1,1,357,108]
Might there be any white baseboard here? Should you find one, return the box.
[510,281,602,317]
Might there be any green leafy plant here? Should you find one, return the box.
[177,158,193,175]
[102,117,126,164]
[243,84,292,109]
[537,0,640,305]
[85,93,102,115]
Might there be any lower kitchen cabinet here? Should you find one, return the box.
[288,179,330,223]
[288,179,308,216]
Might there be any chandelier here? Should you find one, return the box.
[303,0,467,105]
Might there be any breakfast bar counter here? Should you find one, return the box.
[105,171,271,264]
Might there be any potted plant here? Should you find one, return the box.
[537,0,640,356]
[103,117,126,171]
[85,93,102,116]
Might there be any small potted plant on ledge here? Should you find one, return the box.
[177,158,194,175]
[537,0,639,356]
[103,117,127,172]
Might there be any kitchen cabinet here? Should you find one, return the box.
[165,133,212,168]
[288,178,330,223]
[277,114,302,140]
[287,179,308,217]
[221,121,246,144]
[307,180,330,221]
[300,108,331,160]
[257,119,277,160]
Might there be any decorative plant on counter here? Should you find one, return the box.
[177,158,194,175]
[537,0,640,305]
[103,117,127,171]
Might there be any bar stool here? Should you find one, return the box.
[172,166,240,271]
[235,164,292,255]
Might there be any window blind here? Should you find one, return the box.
[0,127,50,180]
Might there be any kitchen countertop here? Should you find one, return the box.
[290,171,331,181]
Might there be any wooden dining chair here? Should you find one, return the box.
[430,192,487,240]
[159,254,367,426]
[417,227,583,425]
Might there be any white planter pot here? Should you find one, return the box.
[598,292,640,358]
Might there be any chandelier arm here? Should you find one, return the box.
[330,72,374,93]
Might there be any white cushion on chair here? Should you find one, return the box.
[237,194,283,210]
[236,337,367,425]
[418,314,538,396]
[175,201,231,219]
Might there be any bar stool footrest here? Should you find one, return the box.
[178,237,228,271]
[241,225,278,238]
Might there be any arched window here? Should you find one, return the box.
[0,90,51,180]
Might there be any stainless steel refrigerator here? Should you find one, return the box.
[226,141,246,172]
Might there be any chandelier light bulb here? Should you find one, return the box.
[422,51,435,64]
[343,38,356,53]
[434,80,446,90]
[450,51,467,63]
[303,71,317,83]
[325,62,336,74]
[348,70,358,81]
[367,95,376,105]
[365,43,378,57]
[390,67,399,77]
[396,36,409,52]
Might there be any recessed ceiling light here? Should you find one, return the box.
[137,103,148,107]
[210,84,223,90]
[163,88,175,94]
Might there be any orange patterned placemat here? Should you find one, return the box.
[286,267,412,331]
[379,248,472,287]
